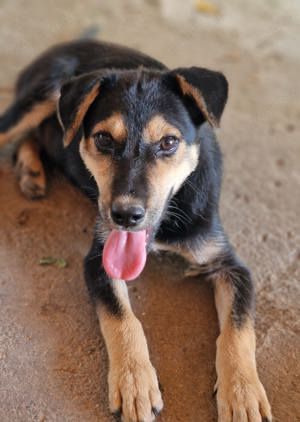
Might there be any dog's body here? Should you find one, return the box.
[0,40,271,422]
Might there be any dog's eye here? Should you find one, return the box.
[159,136,179,155]
[93,131,114,153]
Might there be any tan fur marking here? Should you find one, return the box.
[98,308,150,365]
[63,82,100,147]
[17,138,40,164]
[113,194,137,206]
[92,113,127,142]
[0,99,56,147]
[80,112,198,232]
[154,238,223,263]
[216,322,271,421]
[143,114,181,144]
[15,137,46,199]
[147,141,198,213]
[95,280,163,420]
[154,237,225,277]
[80,137,113,210]
[214,276,234,329]
[176,75,218,127]
[187,239,224,265]
[215,321,257,403]
[216,320,257,394]
[214,276,272,421]
[112,194,144,212]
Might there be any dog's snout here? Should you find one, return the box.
[111,202,145,228]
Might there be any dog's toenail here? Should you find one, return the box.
[152,406,160,417]
[112,409,122,421]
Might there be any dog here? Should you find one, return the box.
[0,39,272,422]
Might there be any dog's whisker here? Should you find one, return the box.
[167,204,193,223]
[165,210,191,226]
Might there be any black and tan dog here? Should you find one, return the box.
[0,40,272,422]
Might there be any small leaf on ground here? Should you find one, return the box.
[55,258,67,268]
[39,257,68,268]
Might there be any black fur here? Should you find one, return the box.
[169,67,228,124]
[156,124,223,241]
[222,255,255,326]
[1,39,253,326]
[84,234,123,317]
[0,39,266,421]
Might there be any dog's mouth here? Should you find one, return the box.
[102,229,152,281]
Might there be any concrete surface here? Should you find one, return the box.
[0,1,299,421]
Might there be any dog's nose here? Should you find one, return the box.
[111,203,145,227]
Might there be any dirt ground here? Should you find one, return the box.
[0,1,299,421]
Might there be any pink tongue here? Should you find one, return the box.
[103,230,147,281]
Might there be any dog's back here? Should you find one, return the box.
[16,40,167,98]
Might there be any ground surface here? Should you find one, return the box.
[0,1,299,421]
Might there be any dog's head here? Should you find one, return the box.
[58,66,228,280]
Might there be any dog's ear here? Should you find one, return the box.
[57,73,101,147]
[166,67,228,127]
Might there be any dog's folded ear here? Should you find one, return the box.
[57,73,101,147]
[166,67,228,127]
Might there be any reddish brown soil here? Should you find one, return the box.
[0,1,299,421]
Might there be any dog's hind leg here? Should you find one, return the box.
[15,135,47,199]
[0,94,58,148]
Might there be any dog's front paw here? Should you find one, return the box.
[108,359,163,422]
[214,374,272,422]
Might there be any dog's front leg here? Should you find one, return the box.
[84,236,163,422]
[212,257,272,422]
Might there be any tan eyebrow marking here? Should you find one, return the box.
[143,115,181,144]
[91,112,127,142]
